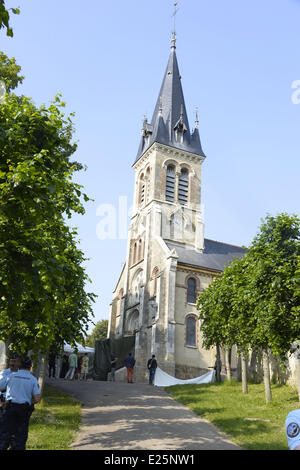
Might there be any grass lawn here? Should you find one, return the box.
[166,380,300,450]
[26,386,82,450]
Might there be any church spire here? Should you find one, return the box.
[134,30,206,164]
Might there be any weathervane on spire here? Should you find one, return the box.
[171,1,179,48]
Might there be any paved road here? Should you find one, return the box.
[46,378,241,451]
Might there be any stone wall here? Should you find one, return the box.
[175,364,209,380]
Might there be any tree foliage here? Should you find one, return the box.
[197,213,300,401]
[246,213,300,361]
[0,54,96,355]
[0,1,19,37]
[85,320,108,347]
[0,51,24,92]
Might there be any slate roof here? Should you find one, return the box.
[134,39,206,165]
[166,239,247,272]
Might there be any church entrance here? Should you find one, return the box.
[124,308,139,336]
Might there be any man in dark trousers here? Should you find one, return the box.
[147,355,158,385]
[124,353,135,383]
[48,350,56,379]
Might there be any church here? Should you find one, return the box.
[107,33,246,383]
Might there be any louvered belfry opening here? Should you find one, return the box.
[140,183,145,204]
[139,174,145,205]
[178,168,189,205]
[166,165,175,202]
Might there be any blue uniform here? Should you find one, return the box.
[0,369,40,450]
[0,368,13,379]
[286,409,300,450]
[0,369,40,405]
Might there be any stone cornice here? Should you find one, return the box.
[177,263,219,278]
[132,142,205,171]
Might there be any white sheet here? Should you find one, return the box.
[153,367,215,387]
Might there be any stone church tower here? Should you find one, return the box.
[108,35,246,382]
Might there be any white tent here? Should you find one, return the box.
[63,342,94,354]
[154,367,215,387]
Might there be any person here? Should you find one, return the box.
[80,353,89,381]
[64,350,78,380]
[0,353,21,414]
[147,354,157,385]
[11,357,37,449]
[0,356,41,450]
[110,353,117,382]
[60,354,69,378]
[124,353,135,383]
[75,355,82,380]
[48,350,56,379]
[286,409,300,450]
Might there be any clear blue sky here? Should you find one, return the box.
[2,0,300,333]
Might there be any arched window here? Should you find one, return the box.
[152,267,159,296]
[132,269,143,300]
[178,168,189,205]
[138,238,143,261]
[133,242,137,265]
[170,213,175,239]
[187,277,196,304]
[118,289,124,315]
[186,316,197,347]
[146,166,151,202]
[166,165,175,202]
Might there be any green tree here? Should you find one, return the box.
[198,256,253,389]
[198,213,300,403]
[0,51,24,92]
[85,320,108,347]
[197,273,227,383]
[0,1,19,37]
[0,54,96,357]
[245,213,300,402]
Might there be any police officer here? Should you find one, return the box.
[0,353,21,412]
[0,356,41,450]
[286,409,300,450]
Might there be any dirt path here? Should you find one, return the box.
[46,378,240,451]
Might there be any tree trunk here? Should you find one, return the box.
[225,347,232,382]
[32,352,47,395]
[0,341,8,372]
[215,344,221,382]
[0,339,11,372]
[38,354,47,394]
[262,348,272,403]
[241,351,248,394]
